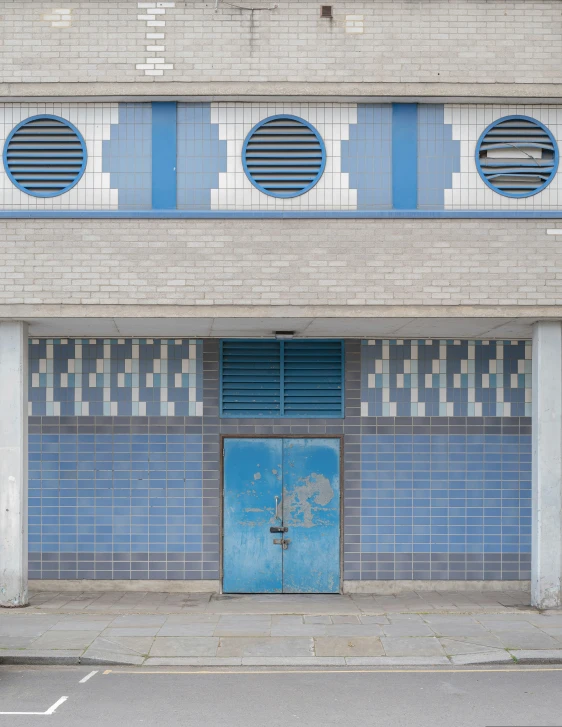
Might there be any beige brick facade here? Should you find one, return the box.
[0,218,560,308]
[1,0,562,87]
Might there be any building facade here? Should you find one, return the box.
[1,0,561,606]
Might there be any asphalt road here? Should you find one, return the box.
[0,665,561,726]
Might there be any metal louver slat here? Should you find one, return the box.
[3,115,87,198]
[476,115,558,198]
[220,340,344,418]
[283,341,344,416]
[242,115,326,198]
[221,341,282,416]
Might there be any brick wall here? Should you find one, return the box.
[2,0,561,86]
[1,218,561,307]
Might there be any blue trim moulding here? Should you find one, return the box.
[5,209,562,218]
[151,102,177,210]
[392,104,418,210]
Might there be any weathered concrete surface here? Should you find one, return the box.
[532,321,562,609]
[0,589,561,666]
[0,322,28,608]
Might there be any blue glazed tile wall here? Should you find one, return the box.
[176,102,228,210]
[417,104,461,210]
[29,339,203,417]
[28,417,212,580]
[341,104,393,209]
[356,427,531,579]
[361,340,531,417]
[28,339,532,582]
[102,103,152,210]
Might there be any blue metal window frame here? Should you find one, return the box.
[219,339,345,418]
[3,114,88,198]
[475,115,559,199]
[241,114,327,199]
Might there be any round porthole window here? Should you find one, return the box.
[242,115,326,198]
[475,115,558,198]
[3,115,87,197]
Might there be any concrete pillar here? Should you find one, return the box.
[0,322,28,607]
[532,321,562,608]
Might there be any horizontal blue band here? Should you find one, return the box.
[3,209,562,219]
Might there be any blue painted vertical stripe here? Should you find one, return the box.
[152,102,177,209]
[392,103,418,209]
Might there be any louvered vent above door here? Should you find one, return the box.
[242,115,326,198]
[221,340,282,417]
[476,116,558,198]
[3,115,87,197]
[220,340,344,418]
[283,341,344,417]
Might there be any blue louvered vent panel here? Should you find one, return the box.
[284,341,343,417]
[221,340,344,418]
[4,117,86,197]
[476,117,558,197]
[243,116,326,198]
[221,341,281,417]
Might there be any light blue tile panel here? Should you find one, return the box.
[341,104,392,210]
[418,105,461,209]
[177,103,228,210]
[392,104,418,210]
[28,339,203,417]
[361,340,531,417]
[29,430,203,557]
[152,101,177,210]
[360,433,532,557]
[102,103,152,210]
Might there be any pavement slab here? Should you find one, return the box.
[216,637,314,657]
[4,588,561,667]
[314,636,385,657]
[381,636,447,657]
[150,637,219,657]
[30,630,97,650]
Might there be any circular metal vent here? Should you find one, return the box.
[3,115,87,197]
[475,115,558,198]
[242,115,326,198]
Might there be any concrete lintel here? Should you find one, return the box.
[343,580,531,594]
[4,81,562,103]
[0,304,562,319]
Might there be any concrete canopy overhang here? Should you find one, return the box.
[1,306,560,338]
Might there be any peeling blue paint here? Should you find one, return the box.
[223,438,340,594]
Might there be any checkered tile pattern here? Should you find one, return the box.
[28,339,203,417]
[361,340,532,417]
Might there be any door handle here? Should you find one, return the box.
[274,496,282,521]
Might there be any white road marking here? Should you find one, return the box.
[0,695,68,716]
[45,697,68,715]
[79,671,98,684]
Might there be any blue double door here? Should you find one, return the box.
[223,438,341,594]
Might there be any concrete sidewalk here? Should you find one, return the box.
[2,588,562,667]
